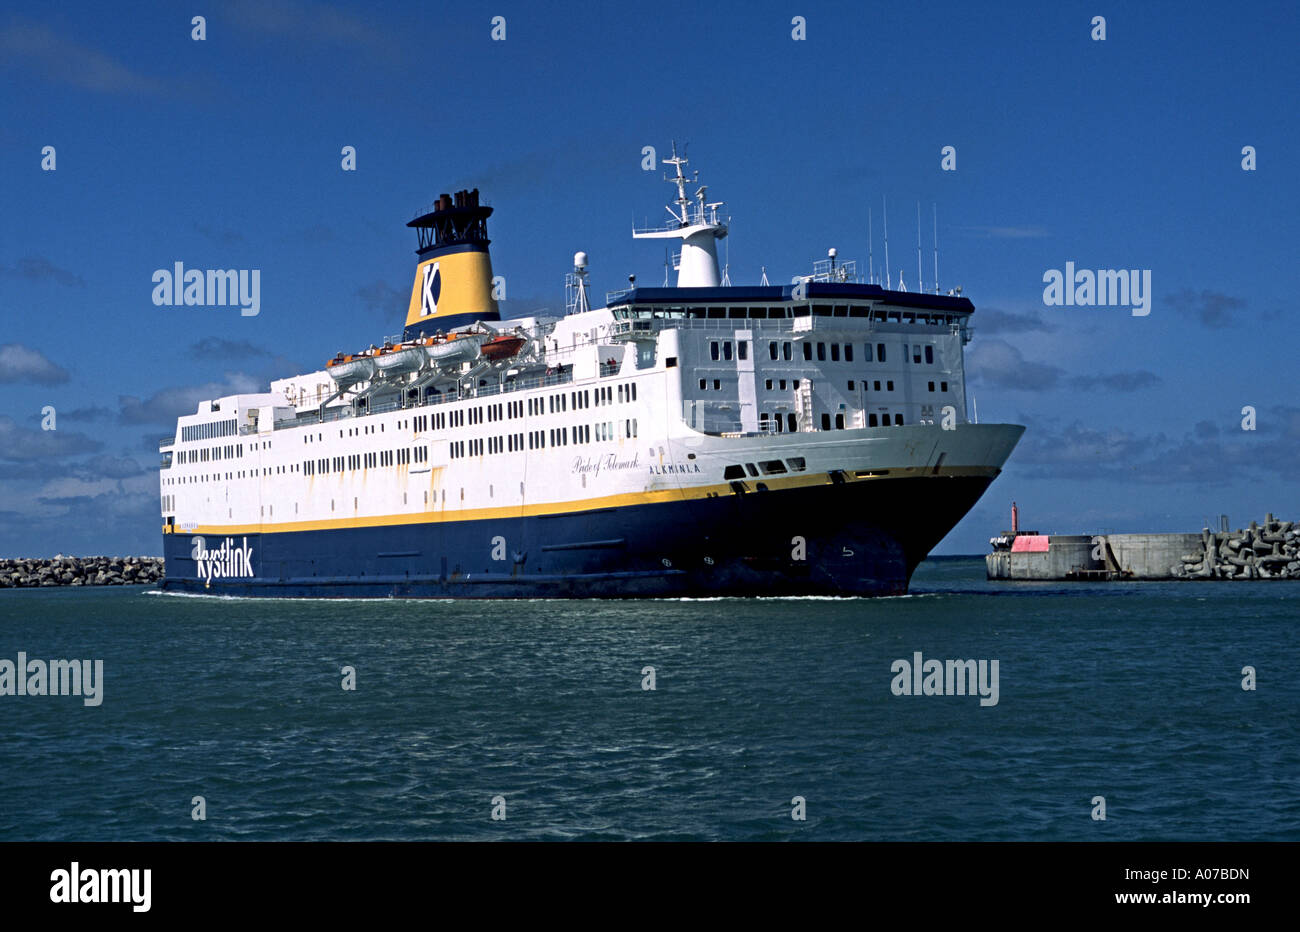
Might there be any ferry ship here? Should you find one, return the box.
[158,150,1023,597]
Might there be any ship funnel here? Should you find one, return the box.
[403,188,500,339]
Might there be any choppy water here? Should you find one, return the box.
[0,558,1295,840]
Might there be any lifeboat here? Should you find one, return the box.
[424,332,486,367]
[373,342,425,377]
[326,351,377,386]
[480,334,526,361]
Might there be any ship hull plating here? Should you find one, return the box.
[159,474,993,598]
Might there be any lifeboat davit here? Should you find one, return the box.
[326,352,377,386]
[373,343,425,377]
[481,334,525,361]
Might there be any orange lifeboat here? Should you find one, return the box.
[480,334,525,361]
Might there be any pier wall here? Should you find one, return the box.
[1104,534,1202,580]
[1007,535,1098,580]
[987,515,1298,581]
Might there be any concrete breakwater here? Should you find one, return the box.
[0,555,164,588]
[1174,514,1300,579]
[987,514,1298,581]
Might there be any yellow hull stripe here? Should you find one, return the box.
[167,465,999,536]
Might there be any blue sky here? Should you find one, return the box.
[1,0,1296,557]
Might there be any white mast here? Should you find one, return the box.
[868,208,874,285]
[883,196,890,289]
[916,201,922,295]
[932,203,939,295]
[632,142,728,287]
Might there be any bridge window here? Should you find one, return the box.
[941,381,949,392]
[737,341,748,360]
[869,413,879,427]
[835,414,845,429]
[722,342,733,361]
[877,343,886,362]
[710,341,720,360]
[821,413,831,431]
[769,341,778,360]
[803,343,812,361]
[845,344,854,362]
[830,344,840,361]
[925,345,934,364]
[929,381,935,392]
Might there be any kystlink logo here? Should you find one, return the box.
[191,535,255,581]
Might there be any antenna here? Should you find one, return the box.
[883,196,890,289]
[868,208,874,285]
[916,201,922,295]
[932,203,939,295]
[760,265,769,286]
[663,248,670,286]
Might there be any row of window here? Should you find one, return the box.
[304,449,417,475]
[817,412,906,430]
[181,418,237,442]
[175,412,649,478]
[614,305,961,324]
[176,443,245,464]
[755,340,939,366]
[442,420,643,457]
[722,457,807,480]
[709,340,750,361]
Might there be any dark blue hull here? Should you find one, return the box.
[160,475,994,598]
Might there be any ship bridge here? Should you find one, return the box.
[601,283,975,339]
